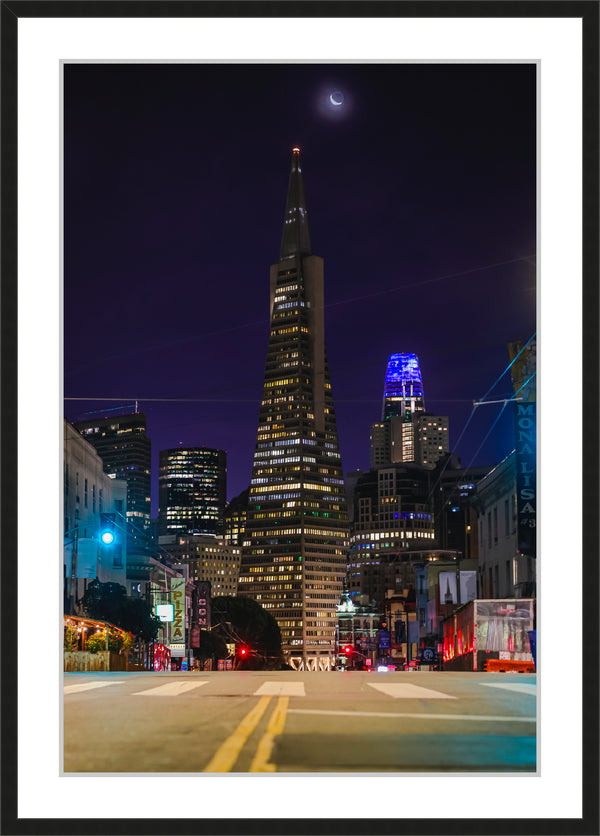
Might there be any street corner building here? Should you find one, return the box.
[238,147,350,671]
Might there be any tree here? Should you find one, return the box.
[211,596,283,670]
[79,580,161,641]
[192,630,228,666]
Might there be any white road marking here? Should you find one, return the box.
[288,708,535,722]
[132,681,208,697]
[64,681,123,695]
[368,682,456,700]
[254,681,305,697]
[481,682,537,697]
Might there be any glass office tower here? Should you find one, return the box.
[158,447,226,537]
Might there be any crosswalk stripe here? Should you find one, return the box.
[368,682,456,700]
[254,681,305,697]
[64,681,123,695]
[288,708,535,722]
[132,681,208,697]
[481,682,537,697]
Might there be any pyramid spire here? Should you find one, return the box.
[279,146,312,260]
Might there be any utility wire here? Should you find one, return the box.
[65,253,535,376]
[423,334,536,507]
[66,333,536,408]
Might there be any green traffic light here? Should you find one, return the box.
[100,531,115,545]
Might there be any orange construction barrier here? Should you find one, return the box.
[484,658,535,673]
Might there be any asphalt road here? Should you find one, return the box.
[63,670,536,774]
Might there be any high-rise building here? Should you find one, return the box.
[158,447,226,537]
[164,534,242,597]
[223,488,249,547]
[346,464,437,604]
[74,412,151,554]
[370,353,449,468]
[238,147,349,671]
[382,353,425,421]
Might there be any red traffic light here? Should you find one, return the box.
[237,646,248,656]
[343,646,352,655]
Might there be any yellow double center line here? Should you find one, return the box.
[203,695,290,773]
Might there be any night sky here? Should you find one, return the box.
[64,63,536,515]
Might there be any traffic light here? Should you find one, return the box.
[237,645,248,657]
[99,513,121,567]
[343,645,353,655]
[99,513,117,545]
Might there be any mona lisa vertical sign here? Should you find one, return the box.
[515,400,536,556]
[509,338,537,560]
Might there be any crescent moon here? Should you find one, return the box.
[329,92,344,107]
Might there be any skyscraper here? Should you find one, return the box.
[158,447,226,537]
[382,353,425,420]
[74,412,151,554]
[238,148,349,671]
[370,353,449,468]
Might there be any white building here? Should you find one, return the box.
[474,452,535,599]
[64,419,128,607]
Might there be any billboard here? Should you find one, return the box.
[459,570,477,604]
[475,600,534,654]
[439,571,457,605]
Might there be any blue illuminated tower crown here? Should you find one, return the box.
[382,353,425,420]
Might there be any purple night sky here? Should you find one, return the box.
[64,63,536,515]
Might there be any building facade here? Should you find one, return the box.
[369,354,449,468]
[336,594,381,670]
[158,447,226,537]
[64,419,128,611]
[238,147,349,671]
[346,464,438,606]
[73,412,151,554]
[430,453,493,556]
[223,488,249,547]
[160,534,242,597]
[473,452,536,599]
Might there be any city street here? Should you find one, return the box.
[63,670,536,773]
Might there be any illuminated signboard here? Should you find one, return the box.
[170,577,186,656]
[156,604,174,622]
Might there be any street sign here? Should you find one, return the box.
[156,604,174,622]
[378,630,390,649]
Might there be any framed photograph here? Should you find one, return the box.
[2,2,597,834]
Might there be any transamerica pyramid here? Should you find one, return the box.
[238,148,349,671]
